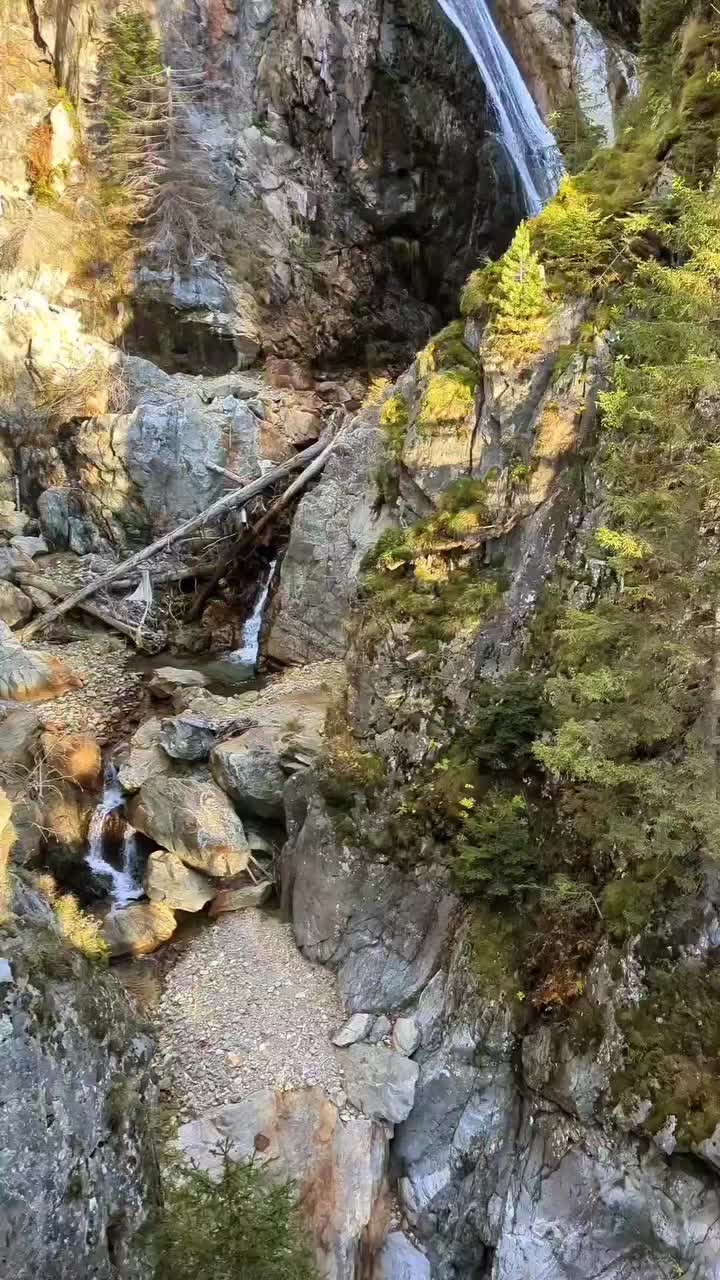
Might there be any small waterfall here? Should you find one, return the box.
[231,559,277,668]
[434,0,562,214]
[86,766,143,908]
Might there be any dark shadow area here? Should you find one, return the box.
[123,301,240,375]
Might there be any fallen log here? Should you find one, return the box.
[20,435,330,642]
[17,575,161,649]
[108,565,216,592]
[188,428,343,620]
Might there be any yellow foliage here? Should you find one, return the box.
[418,370,476,431]
[54,894,108,962]
[363,376,393,407]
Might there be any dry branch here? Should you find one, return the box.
[188,429,343,620]
[20,436,330,642]
[17,575,159,648]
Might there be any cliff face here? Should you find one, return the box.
[269,74,720,1258]
[0,882,158,1280]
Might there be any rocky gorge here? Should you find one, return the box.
[3,0,720,1277]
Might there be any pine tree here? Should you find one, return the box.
[491,223,547,337]
[97,15,224,267]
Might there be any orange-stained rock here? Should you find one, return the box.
[38,731,102,790]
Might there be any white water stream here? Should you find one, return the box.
[230,559,277,668]
[86,767,144,908]
[435,0,562,213]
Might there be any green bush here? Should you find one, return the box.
[460,224,548,359]
[451,789,541,900]
[150,1146,319,1280]
[417,320,479,378]
[466,673,548,772]
[379,393,409,460]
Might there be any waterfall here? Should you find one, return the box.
[231,559,277,668]
[86,766,143,907]
[434,0,562,214]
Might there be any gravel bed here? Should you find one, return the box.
[155,909,347,1118]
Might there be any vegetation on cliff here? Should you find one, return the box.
[354,0,720,1139]
[150,1145,319,1280]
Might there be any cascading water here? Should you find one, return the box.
[434,0,563,214]
[86,766,143,907]
[230,559,277,668]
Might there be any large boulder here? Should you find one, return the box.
[207,879,272,916]
[128,774,249,878]
[148,667,209,699]
[0,623,81,702]
[0,581,33,626]
[282,780,455,1012]
[177,1086,388,1280]
[266,421,394,664]
[343,1045,419,1125]
[69,360,260,540]
[118,719,173,793]
[102,901,177,957]
[158,712,250,762]
[210,727,286,819]
[0,547,37,583]
[144,850,215,913]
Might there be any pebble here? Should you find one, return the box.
[156,910,346,1117]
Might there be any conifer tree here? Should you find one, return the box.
[492,223,546,336]
[97,11,224,267]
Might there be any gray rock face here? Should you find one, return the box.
[282,781,455,1012]
[155,0,520,365]
[177,1086,388,1280]
[267,417,394,664]
[492,1113,720,1280]
[67,358,259,540]
[129,774,250,878]
[1,887,157,1278]
[374,1233,431,1280]
[343,1044,419,1124]
[390,932,720,1280]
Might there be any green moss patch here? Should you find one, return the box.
[613,960,720,1146]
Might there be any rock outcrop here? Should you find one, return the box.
[177,1086,388,1280]
[1,883,157,1278]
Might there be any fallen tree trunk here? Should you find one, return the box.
[189,428,343,620]
[20,435,330,641]
[108,565,216,592]
[17,575,160,648]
